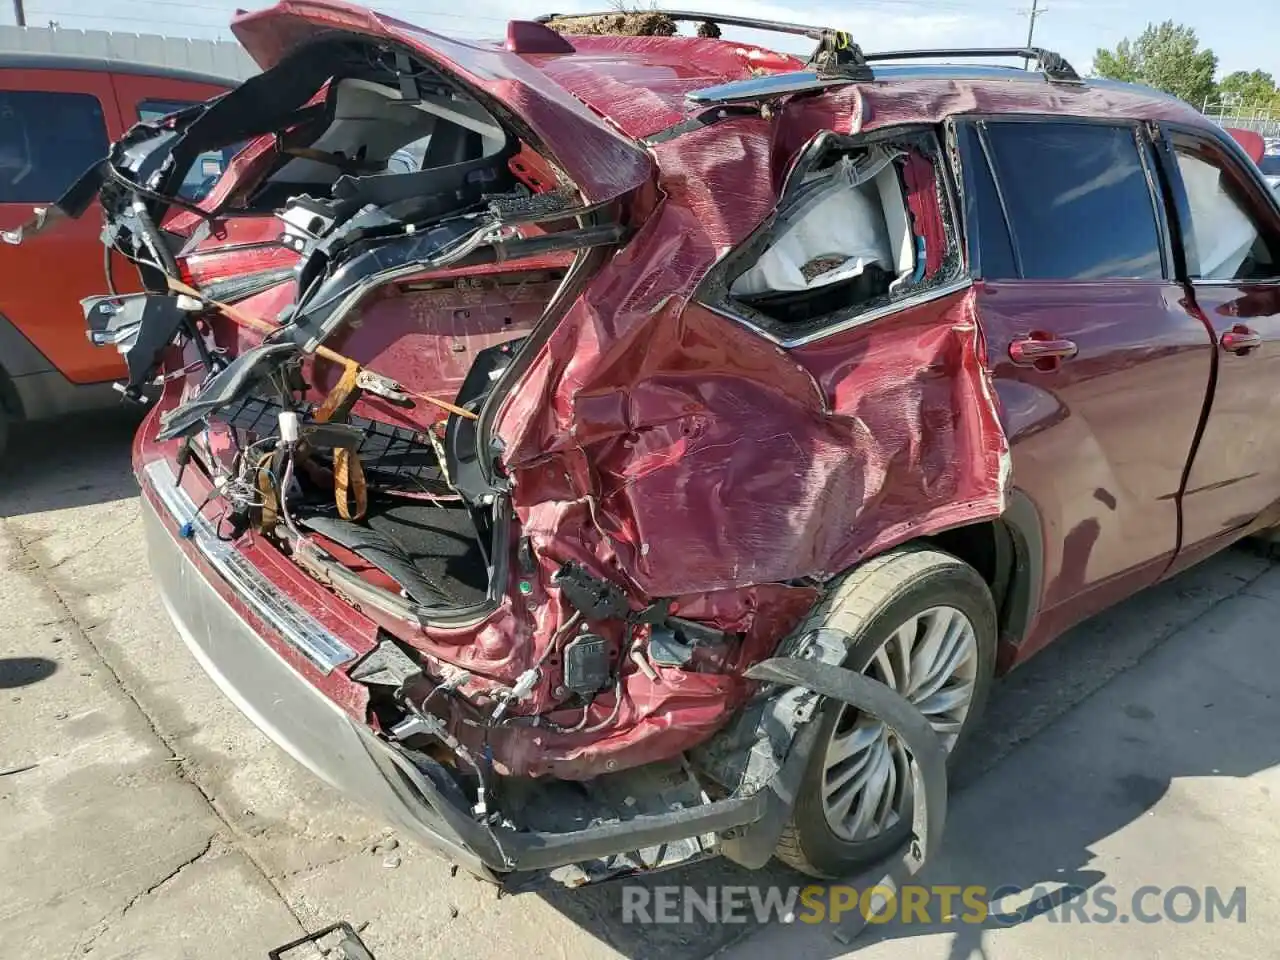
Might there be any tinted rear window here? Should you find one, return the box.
[961,124,1018,280]
[0,90,108,203]
[982,122,1163,281]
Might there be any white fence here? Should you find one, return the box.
[0,24,258,81]
[1201,98,1280,139]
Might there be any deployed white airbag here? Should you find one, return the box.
[1178,153,1259,280]
[732,150,908,296]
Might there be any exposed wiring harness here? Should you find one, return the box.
[491,610,629,735]
[393,671,495,818]
[522,676,626,735]
[488,611,581,725]
[278,451,308,543]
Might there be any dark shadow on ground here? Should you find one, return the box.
[528,543,1280,959]
[0,407,143,518]
[0,655,57,689]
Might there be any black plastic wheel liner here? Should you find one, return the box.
[370,655,947,917]
[302,503,489,608]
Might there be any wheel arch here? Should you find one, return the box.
[920,489,1043,663]
[0,306,58,422]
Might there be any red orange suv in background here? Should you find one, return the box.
[0,53,231,456]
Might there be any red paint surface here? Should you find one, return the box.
[1225,127,1265,164]
[1173,282,1280,566]
[0,66,228,385]
[977,280,1214,660]
[527,35,807,139]
[132,2,1270,779]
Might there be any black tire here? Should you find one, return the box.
[0,403,9,464]
[775,544,997,878]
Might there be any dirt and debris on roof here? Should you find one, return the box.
[543,12,679,36]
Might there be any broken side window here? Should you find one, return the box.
[706,130,963,336]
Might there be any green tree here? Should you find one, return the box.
[1093,20,1218,107]
[1093,39,1139,84]
[1216,69,1280,111]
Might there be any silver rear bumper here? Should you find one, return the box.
[139,490,490,873]
[138,458,778,883]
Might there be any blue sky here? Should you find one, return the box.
[13,0,1278,80]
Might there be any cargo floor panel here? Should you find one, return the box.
[368,501,489,606]
[305,499,490,607]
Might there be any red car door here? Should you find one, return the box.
[959,119,1216,658]
[0,67,127,385]
[1157,126,1280,572]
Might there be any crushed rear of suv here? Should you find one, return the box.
[29,0,1280,890]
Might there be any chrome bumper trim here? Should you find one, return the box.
[142,458,357,673]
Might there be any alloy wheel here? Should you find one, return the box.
[820,604,979,842]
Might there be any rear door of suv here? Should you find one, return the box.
[0,65,126,387]
[957,117,1216,656]
[1152,124,1280,571]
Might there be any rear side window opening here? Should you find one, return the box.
[973,120,1165,282]
[700,129,965,340]
[1172,141,1280,282]
[0,90,108,204]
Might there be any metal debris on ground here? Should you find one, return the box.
[268,922,375,960]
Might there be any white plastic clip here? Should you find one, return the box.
[277,410,300,445]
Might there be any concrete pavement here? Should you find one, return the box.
[1,409,1276,959]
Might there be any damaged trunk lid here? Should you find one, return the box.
[77,2,652,621]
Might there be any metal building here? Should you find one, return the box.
[0,24,257,80]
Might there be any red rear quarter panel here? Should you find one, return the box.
[495,110,1009,603]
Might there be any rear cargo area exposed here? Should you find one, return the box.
[73,19,633,621]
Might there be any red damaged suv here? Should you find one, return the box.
[35,0,1280,885]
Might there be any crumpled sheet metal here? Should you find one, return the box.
[482,581,819,779]
[532,35,807,140]
[497,111,1010,603]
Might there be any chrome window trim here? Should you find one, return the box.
[143,459,357,674]
[701,278,975,349]
[1189,277,1280,287]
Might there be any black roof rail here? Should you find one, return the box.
[536,10,872,80]
[538,12,1083,85]
[863,46,1083,84]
